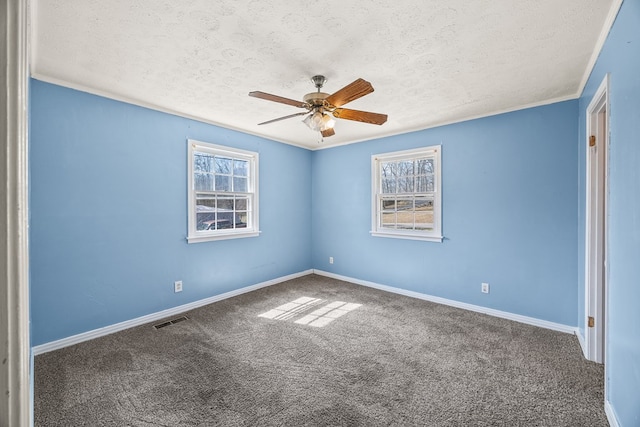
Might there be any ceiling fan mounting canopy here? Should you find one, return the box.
[249,75,387,138]
[311,75,327,90]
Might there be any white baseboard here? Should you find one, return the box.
[32,269,314,355]
[313,269,578,335]
[605,399,620,427]
[576,328,587,358]
[33,268,579,355]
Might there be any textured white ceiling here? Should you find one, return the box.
[31,0,618,149]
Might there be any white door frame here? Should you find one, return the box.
[584,74,609,364]
[1,0,31,426]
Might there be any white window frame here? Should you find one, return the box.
[371,145,442,242]
[187,139,259,243]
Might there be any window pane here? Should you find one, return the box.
[416,158,434,174]
[397,177,414,193]
[381,162,397,178]
[233,176,248,192]
[233,159,248,177]
[217,196,234,211]
[235,211,248,228]
[425,175,434,192]
[417,175,434,192]
[212,196,233,229]
[415,197,434,228]
[235,197,248,210]
[381,198,396,211]
[202,218,229,230]
[396,198,413,211]
[417,176,434,192]
[194,172,214,191]
[196,196,216,230]
[397,160,414,176]
[397,223,415,230]
[215,157,232,174]
[395,198,414,228]
[415,224,434,231]
[382,178,396,193]
[194,152,214,173]
[381,211,396,227]
[215,175,231,192]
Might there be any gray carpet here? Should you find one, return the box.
[34,274,607,426]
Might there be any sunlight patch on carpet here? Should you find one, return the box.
[258,297,324,320]
[295,301,362,327]
[259,297,362,327]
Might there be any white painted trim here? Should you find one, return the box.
[1,0,31,426]
[29,74,313,151]
[369,231,443,242]
[30,73,580,153]
[186,139,260,243]
[604,399,620,427]
[187,231,260,243]
[313,93,579,151]
[577,0,623,96]
[32,269,313,355]
[576,328,587,357]
[584,74,610,364]
[313,270,577,334]
[371,145,442,242]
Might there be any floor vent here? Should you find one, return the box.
[154,316,189,329]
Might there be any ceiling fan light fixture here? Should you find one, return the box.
[303,111,335,131]
[321,114,335,130]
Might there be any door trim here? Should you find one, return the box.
[1,0,31,425]
[584,74,609,365]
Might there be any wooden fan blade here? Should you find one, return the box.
[325,78,374,108]
[332,108,388,125]
[321,128,335,138]
[249,91,307,108]
[258,111,308,125]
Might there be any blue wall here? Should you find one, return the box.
[312,101,579,325]
[578,1,640,425]
[31,82,581,347]
[29,80,312,346]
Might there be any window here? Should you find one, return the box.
[187,140,259,243]
[371,145,442,242]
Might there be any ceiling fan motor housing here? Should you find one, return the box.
[303,91,330,107]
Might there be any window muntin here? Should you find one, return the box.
[372,146,442,242]
[188,140,259,243]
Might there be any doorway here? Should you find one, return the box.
[585,75,609,364]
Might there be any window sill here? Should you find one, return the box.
[187,230,260,244]
[370,230,443,242]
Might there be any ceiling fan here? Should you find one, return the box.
[249,75,387,138]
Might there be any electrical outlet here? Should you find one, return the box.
[174,280,183,293]
[481,282,489,294]
[329,257,334,264]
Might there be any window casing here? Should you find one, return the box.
[187,140,259,243]
[371,145,442,242]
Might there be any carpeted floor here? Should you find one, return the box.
[34,274,608,426]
